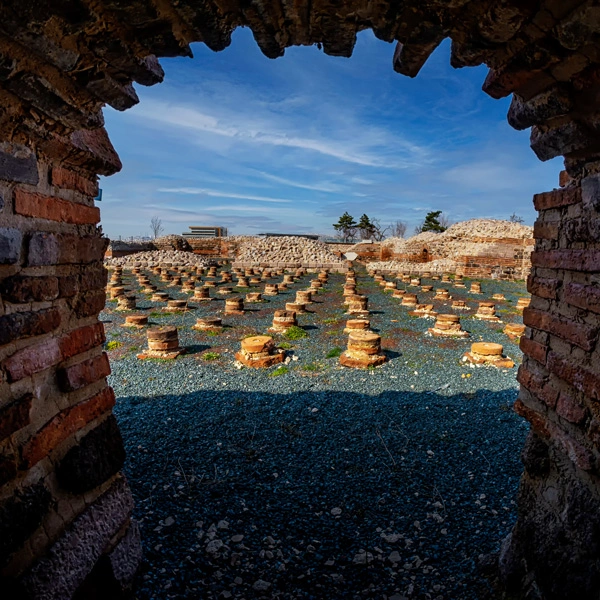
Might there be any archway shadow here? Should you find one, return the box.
[114,387,526,600]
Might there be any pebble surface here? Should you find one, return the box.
[104,268,530,599]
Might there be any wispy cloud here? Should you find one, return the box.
[158,187,293,203]
[256,171,343,193]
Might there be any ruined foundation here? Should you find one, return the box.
[235,336,285,368]
[138,326,185,359]
[339,331,387,369]
[428,314,469,338]
[463,342,514,369]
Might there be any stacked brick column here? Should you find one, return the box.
[0,139,140,597]
[500,173,600,598]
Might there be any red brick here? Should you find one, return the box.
[514,398,550,436]
[57,352,111,392]
[51,166,98,197]
[79,265,108,292]
[517,363,558,409]
[546,351,600,401]
[59,323,106,360]
[524,307,598,351]
[0,394,32,442]
[520,336,548,365]
[3,338,62,383]
[556,392,587,425]
[563,282,600,315]
[533,220,559,240]
[14,189,100,225]
[559,171,572,188]
[527,275,559,300]
[531,249,600,272]
[21,386,115,467]
[533,187,581,211]
[74,290,106,318]
[0,309,61,346]
[58,235,108,264]
[0,275,59,303]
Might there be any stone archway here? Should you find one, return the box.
[0,3,599,599]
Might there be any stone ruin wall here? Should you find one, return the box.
[0,1,599,599]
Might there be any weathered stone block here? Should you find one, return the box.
[57,415,125,493]
[0,143,38,185]
[0,227,22,264]
[27,232,59,267]
[563,282,600,314]
[20,477,136,598]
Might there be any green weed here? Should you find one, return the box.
[269,366,289,377]
[284,326,308,340]
[326,347,343,358]
[202,352,221,361]
[106,340,123,351]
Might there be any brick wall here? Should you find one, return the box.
[499,175,600,597]
[0,140,140,596]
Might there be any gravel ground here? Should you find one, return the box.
[103,268,530,600]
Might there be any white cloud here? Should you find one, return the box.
[158,187,293,203]
[132,98,430,169]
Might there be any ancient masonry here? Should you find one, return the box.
[0,2,599,599]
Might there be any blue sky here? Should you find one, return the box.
[100,29,562,239]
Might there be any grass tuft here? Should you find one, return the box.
[202,351,221,361]
[106,340,123,351]
[326,347,343,358]
[284,325,308,340]
[269,366,289,377]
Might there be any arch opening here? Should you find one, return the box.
[0,4,599,600]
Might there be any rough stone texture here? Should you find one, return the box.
[372,219,533,279]
[19,477,137,600]
[232,236,345,268]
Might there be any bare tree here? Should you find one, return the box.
[509,213,524,224]
[390,220,407,238]
[370,218,390,241]
[438,213,453,229]
[150,216,164,239]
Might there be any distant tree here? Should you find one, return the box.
[438,213,453,230]
[357,214,376,240]
[370,218,390,241]
[509,213,524,224]
[417,211,447,233]
[390,220,407,238]
[150,216,164,239]
[333,212,358,242]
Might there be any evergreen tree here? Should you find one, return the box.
[357,214,376,240]
[333,212,357,242]
[418,211,447,233]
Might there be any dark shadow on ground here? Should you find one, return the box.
[114,387,527,600]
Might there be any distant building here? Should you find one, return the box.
[183,226,228,238]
